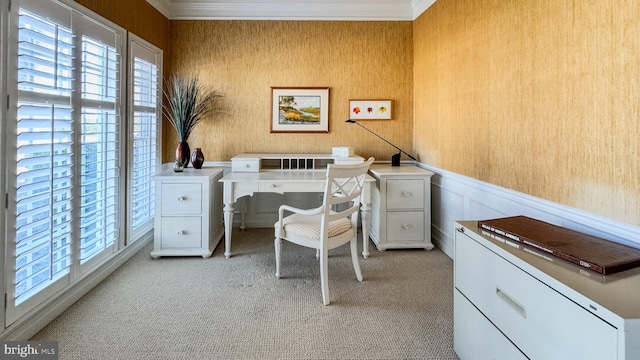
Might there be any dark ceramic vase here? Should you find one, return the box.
[191,148,204,169]
[175,141,190,168]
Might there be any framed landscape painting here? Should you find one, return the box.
[271,87,330,133]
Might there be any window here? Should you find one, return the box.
[6,0,125,325]
[127,34,162,241]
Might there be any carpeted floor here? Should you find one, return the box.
[32,228,458,359]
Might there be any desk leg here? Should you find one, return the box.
[360,203,371,259]
[223,202,234,258]
[240,197,247,231]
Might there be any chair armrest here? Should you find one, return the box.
[278,204,323,222]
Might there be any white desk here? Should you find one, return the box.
[219,170,375,258]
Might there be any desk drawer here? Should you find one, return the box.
[386,211,424,242]
[455,231,617,359]
[160,217,202,248]
[161,183,202,215]
[232,160,260,172]
[258,181,325,193]
[386,179,424,209]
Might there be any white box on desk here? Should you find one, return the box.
[332,147,353,157]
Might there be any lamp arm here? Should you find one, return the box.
[349,120,416,161]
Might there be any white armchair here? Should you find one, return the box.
[274,157,374,305]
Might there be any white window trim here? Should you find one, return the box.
[0,0,14,332]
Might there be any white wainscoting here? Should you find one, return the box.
[422,164,640,259]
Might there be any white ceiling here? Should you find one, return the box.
[146,0,436,21]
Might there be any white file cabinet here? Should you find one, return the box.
[454,221,640,359]
[151,167,224,259]
[368,164,435,252]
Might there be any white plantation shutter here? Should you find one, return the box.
[78,31,120,266]
[12,7,74,320]
[7,0,125,325]
[128,34,162,240]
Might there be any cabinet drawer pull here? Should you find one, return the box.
[496,287,527,318]
[402,223,411,230]
[402,191,412,197]
[177,196,185,202]
[269,184,276,189]
[177,230,185,236]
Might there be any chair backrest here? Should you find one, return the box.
[321,157,374,229]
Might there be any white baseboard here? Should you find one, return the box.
[1,233,153,340]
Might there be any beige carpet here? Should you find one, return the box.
[32,228,458,359]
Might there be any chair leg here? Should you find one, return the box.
[320,246,330,305]
[275,236,282,279]
[350,237,363,282]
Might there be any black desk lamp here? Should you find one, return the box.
[345,119,416,166]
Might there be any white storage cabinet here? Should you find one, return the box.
[454,220,640,359]
[368,164,435,252]
[151,167,224,258]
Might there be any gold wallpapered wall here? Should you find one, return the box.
[75,0,639,227]
[413,0,640,226]
[73,0,169,55]
[166,21,413,163]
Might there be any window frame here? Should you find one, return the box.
[0,0,13,331]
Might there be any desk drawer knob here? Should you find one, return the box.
[243,164,250,168]
[403,223,411,230]
[177,196,185,202]
[402,191,412,197]
[269,184,276,189]
[177,230,185,236]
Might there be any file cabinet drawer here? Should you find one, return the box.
[386,211,424,242]
[161,183,202,215]
[386,179,424,209]
[160,217,203,248]
[455,230,617,360]
[454,289,527,360]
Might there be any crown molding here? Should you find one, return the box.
[146,0,172,18]
[412,0,436,19]
[146,0,436,21]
